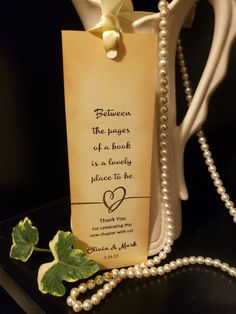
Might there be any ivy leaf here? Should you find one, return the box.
[10,217,39,262]
[37,231,100,297]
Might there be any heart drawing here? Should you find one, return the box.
[103,187,126,213]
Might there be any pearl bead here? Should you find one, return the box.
[160,96,168,104]
[103,272,112,282]
[160,104,168,112]
[91,294,101,305]
[160,78,168,86]
[160,133,168,141]
[217,186,226,194]
[159,251,167,260]
[111,269,120,279]
[179,59,185,67]
[221,193,230,202]
[150,267,158,276]
[198,136,206,144]
[158,1,168,10]
[213,259,221,268]
[87,279,95,290]
[186,95,193,102]
[160,148,168,156]
[160,87,168,96]
[185,87,192,95]
[161,180,169,188]
[103,283,113,294]
[160,8,169,18]
[204,257,213,266]
[143,268,151,278]
[159,49,168,59]
[139,262,147,269]
[182,73,189,81]
[160,157,168,165]
[134,264,141,271]
[159,39,168,50]
[163,194,170,202]
[157,266,165,276]
[159,59,168,68]
[214,179,222,187]
[167,223,174,231]
[119,268,128,279]
[170,261,177,270]
[183,80,190,88]
[208,165,216,172]
[204,151,212,159]
[70,287,80,298]
[165,210,172,216]
[180,66,188,74]
[229,207,236,215]
[234,216,236,224]
[83,299,93,311]
[197,129,204,136]
[160,139,168,147]
[196,256,204,264]
[201,143,209,151]
[127,268,135,279]
[166,238,174,246]
[221,263,229,272]
[159,18,168,29]
[178,52,184,60]
[67,296,75,307]
[95,275,104,285]
[160,69,168,77]
[189,256,197,265]
[97,289,106,299]
[73,301,83,312]
[166,216,173,223]
[109,279,117,289]
[163,264,171,273]
[78,283,87,293]
[164,245,171,253]
[153,256,161,265]
[176,258,183,267]
[211,172,219,180]
[167,230,174,238]
[135,270,143,279]
[182,257,190,266]
[164,203,171,211]
[146,260,155,267]
[228,268,236,277]
[205,157,214,166]
[161,165,168,173]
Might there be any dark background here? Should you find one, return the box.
[0,0,236,312]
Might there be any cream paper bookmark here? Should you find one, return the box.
[62,31,157,268]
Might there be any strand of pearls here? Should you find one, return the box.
[67,255,236,312]
[176,39,236,223]
[66,2,236,312]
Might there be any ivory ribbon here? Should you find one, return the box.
[89,0,134,59]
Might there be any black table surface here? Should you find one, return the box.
[1,196,236,314]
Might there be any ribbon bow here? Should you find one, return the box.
[89,0,133,59]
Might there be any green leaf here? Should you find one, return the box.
[10,217,39,262]
[37,231,100,297]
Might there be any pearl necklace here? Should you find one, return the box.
[66,1,236,312]
[176,39,236,221]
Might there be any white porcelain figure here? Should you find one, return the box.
[70,0,236,256]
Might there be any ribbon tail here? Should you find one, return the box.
[89,0,134,59]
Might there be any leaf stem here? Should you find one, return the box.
[34,247,51,253]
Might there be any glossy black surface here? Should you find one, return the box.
[1,192,236,314]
